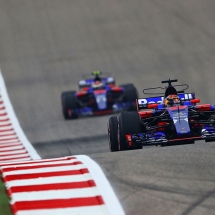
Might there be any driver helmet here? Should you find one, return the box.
[165,94,180,107]
[92,81,105,90]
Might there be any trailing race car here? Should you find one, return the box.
[108,79,215,152]
[61,71,138,119]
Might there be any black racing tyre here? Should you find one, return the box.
[61,91,76,99]
[121,83,138,111]
[121,83,138,101]
[118,112,142,151]
[108,116,119,152]
[61,91,78,119]
[61,91,76,108]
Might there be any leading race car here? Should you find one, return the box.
[108,79,215,152]
[61,71,138,119]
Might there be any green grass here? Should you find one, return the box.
[0,178,12,215]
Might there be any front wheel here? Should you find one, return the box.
[108,116,119,152]
[118,112,142,151]
[61,91,78,119]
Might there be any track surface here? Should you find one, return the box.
[1,1,215,214]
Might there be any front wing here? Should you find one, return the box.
[126,130,215,147]
[68,102,135,117]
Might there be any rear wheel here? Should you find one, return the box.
[118,112,143,151]
[61,91,78,119]
[108,116,119,152]
[121,83,138,111]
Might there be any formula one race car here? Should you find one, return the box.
[61,71,138,119]
[108,79,215,151]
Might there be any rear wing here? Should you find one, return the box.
[137,93,195,110]
[78,77,115,88]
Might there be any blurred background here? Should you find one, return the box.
[1,1,215,214]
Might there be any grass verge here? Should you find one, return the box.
[0,178,12,215]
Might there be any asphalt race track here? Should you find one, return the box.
[1,1,215,214]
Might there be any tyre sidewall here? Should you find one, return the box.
[61,92,78,119]
[108,116,119,152]
[118,112,142,151]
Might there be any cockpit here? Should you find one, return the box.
[164,94,181,107]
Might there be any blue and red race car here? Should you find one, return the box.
[108,79,215,151]
[61,71,138,119]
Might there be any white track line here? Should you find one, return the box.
[0,153,30,160]
[11,187,101,203]
[0,135,18,140]
[2,157,32,163]
[0,149,27,156]
[1,159,80,169]
[0,157,79,168]
[0,125,13,130]
[0,131,16,136]
[16,205,110,215]
[0,145,24,151]
[3,164,86,176]
[0,142,22,147]
[0,110,7,115]
[0,139,19,144]
[6,174,93,187]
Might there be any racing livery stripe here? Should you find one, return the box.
[0,70,125,215]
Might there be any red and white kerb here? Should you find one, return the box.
[0,70,124,215]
